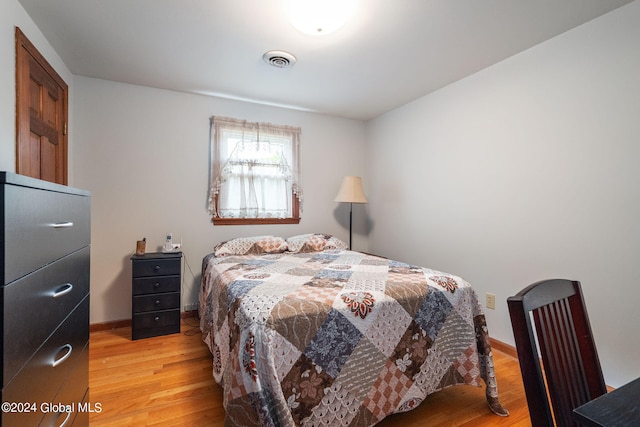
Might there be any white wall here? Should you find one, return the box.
[72,76,367,324]
[0,0,75,179]
[366,1,640,387]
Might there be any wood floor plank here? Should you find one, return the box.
[89,319,531,426]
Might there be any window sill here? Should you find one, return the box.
[212,217,301,226]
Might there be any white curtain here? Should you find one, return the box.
[208,116,303,218]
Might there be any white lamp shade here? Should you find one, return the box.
[334,176,368,204]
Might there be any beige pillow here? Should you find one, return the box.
[213,235,288,257]
[286,233,348,253]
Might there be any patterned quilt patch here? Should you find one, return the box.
[199,250,508,426]
[304,309,363,378]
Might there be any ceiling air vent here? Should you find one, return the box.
[263,50,296,68]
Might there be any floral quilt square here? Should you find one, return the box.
[414,288,453,341]
[304,309,363,378]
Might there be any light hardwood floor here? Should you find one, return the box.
[89,320,531,426]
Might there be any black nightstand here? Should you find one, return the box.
[130,252,182,340]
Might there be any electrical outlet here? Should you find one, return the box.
[184,303,197,312]
[486,293,496,310]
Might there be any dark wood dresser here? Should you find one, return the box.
[131,252,182,340]
[1,172,91,427]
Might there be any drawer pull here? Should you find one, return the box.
[154,265,161,271]
[154,316,160,322]
[53,283,74,298]
[51,221,75,228]
[154,282,160,288]
[57,409,72,427]
[52,344,73,368]
[155,300,161,305]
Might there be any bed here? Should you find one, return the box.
[199,234,508,426]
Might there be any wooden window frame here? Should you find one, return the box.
[209,116,302,226]
[212,191,300,225]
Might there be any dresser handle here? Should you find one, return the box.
[154,316,160,322]
[56,409,72,427]
[154,265,161,271]
[52,221,74,228]
[52,344,73,368]
[53,283,73,298]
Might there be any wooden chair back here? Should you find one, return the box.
[507,279,607,426]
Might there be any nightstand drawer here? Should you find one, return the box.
[132,276,180,295]
[133,292,180,313]
[132,257,181,278]
[133,309,180,329]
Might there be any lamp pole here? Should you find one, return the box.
[348,202,353,250]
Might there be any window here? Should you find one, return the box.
[208,116,302,225]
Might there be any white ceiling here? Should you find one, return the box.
[18,0,633,121]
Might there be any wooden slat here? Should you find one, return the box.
[89,320,532,426]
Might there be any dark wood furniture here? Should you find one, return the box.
[507,279,607,427]
[1,172,90,426]
[131,252,182,340]
[15,28,69,185]
[573,377,640,426]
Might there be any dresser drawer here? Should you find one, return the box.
[132,256,181,278]
[2,246,90,386]
[2,297,89,425]
[133,275,180,295]
[133,292,180,313]
[38,342,89,427]
[3,184,90,284]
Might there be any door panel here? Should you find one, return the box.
[15,27,68,185]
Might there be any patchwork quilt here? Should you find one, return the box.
[200,249,508,426]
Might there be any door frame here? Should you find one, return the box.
[15,26,69,185]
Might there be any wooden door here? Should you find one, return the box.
[15,27,68,185]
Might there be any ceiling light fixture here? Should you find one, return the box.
[285,0,358,36]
